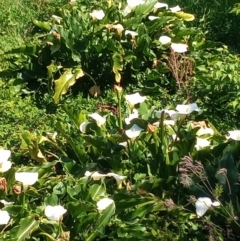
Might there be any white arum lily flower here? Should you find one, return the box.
[195,138,210,151]
[119,141,128,147]
[125,109,139,124]
[176,103,202,118]
[0,149,12,173]
[85,171,107,180]
[45,205,67,221]
[0,200,13,206]
[125,124,143,138]
[171,134,179,141]
[52,15,62,24]
[112,24,124,34]
[89,113,106,127]
[163,120,176,126]
[79,121,91,133]
[228,130,240,141]
[107,172,127,187]
[0,150,11,162]
[90,10,105,20]
[195,197,220,218]
[127,0,144,8]
[197,127,214,136]
[125,30,138,38]
[0,210,10,225]
[125,92,146,106]
[15,172,38,191]
[122,6,132,16]
[46,132,58,141]
[97,197,114,211]
[155,109,178,120]
[159,36,171,44]
[148,16,159,21]
[170,5,181,12]
[171,43,188,53]
[154,2,168,9]
[153,120,176,127]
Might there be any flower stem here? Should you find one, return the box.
[116,87,123,130]
[39,232,57,241]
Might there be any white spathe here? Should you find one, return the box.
[85,171,107,180]
[125,30,138,37]
[122,6,132,16]
[125,124,143,138]
[52,15,62,24]
[107,172,127,185]
[45,205,67,221]
[170,5,181,12]
[195,138,210,151]
[171,43,188,53]
[195,197,220,218]
[176,103,202,115]
[228,130,240,141]
[97,197,114,211]
[119,141,128,147]
[0,200,13,206]
[90,10,105,20]
[15,172,38,191]
[125,109,139,124]
[154,2,168,9]
[153,120,176,127]
[0,150,11,163]
[112,24,124,34]
[89,113,106,127]
[197,127,214,136]
[127,0,144,8]
[79,121,91,133]
[0,160,12,173]
[0,210,10,225]
[148,16,159,21]
[163,120,176,126]
[159,36,171,44]
[125,92,146,105]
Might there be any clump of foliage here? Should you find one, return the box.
[1,1,240,240]
[165,0,240,51]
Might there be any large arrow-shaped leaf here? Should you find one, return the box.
[53,68,84,103]
[16,216,39,241]
[86,203,115,241]
[135,0,158,17]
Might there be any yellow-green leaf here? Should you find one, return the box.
[53,68,83,103]
[112,53,123,83]
[175,12,195,21]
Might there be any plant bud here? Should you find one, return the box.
[13,184,21,195]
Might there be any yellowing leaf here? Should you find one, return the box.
[112,53,123,83]
[175,12,195,21]
[74,67,84,79]
[53,68,84,103]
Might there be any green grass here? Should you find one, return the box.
[0,0,68,53]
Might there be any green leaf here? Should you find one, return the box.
[89,184,106,201]
[44,193,58,206]
[33,19,51,31]
[16,216,39,241]
[86,203,115,241]
[135,0,158,17]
